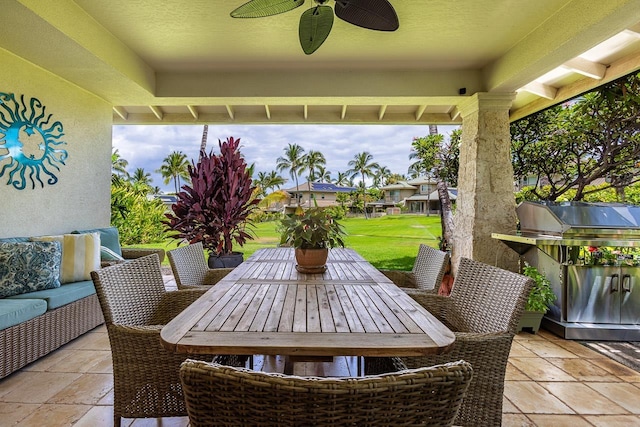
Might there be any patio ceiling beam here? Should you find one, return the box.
[521,82,558,100]
[264,105,271,120]
[112,110,461,125]
[187,105,199,120]
[510,49,640,121]
[341,105,347,120]
[562,58,607,80]
[304,105,308,120]
[415,105,427,121]
[149,105,163,120]
[225,105,235,120]
[378,105,387,121]
[484,0,640,93]
[113,106,128,121]
[7,0,155,98]
[154,70,482,101]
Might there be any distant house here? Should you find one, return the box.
[379,177,457,214]
[282,181,357,208]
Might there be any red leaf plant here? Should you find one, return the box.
[165,137,259,255]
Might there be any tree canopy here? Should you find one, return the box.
[511,71,640,201]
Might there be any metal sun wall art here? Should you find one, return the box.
[0,92,68,190]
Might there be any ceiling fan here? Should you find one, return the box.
[230,0,399,55]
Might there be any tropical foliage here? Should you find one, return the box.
[165,137,259,255]
[110,180,167,245]
[511,71,640,201]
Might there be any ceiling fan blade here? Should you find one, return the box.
[299,6,334,55]
[334,0,399,31]
[231,0,305,18]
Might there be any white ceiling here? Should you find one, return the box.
[3,0,640,125]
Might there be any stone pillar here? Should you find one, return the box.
[451,93,519,273]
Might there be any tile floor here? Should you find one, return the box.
[1,274,639,426]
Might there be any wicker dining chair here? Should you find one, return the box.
[91,253,244,427]
[180,359,473,427]
[395,257,534,427]
[379,243,449,291]
[167,242,233,290]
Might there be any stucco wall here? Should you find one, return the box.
[0,49,112,238]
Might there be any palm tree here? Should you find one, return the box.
[276,144,306,205]
[257,170,286,195]
[372,165,391,188]
[316,166,332,183]
[347,152,379,218]
[333,171,352,187]
[304,150,326,182]
[157,151,190,194]
[111,149,129,179]
[130,167,152,186]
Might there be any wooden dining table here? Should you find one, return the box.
[160,247,455,361]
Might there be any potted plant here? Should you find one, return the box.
[517,262,557,333]
[165,136,259,268]
[279,206,346,273]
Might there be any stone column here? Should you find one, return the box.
[451,93,519,273]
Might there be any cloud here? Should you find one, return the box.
[112,124,459,192]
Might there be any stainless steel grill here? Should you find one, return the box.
[493,201,640,341]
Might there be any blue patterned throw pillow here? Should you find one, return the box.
[0,241,62,298]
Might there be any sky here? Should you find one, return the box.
[112,124,459,193]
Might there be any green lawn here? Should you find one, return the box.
[127,214,442,271]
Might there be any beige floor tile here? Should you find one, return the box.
[507,362,532,380]
[503,396,521,413]
[588,358,640,383]
[510,358,577,382]
[503,381,574,414]
[74,405,116,427]
[85,353,113,374]
[519,339,579,358]
[48,373,113,405]
[584,415,640,426]
[515,332,548,342]
[16,403,91,427]
[0,371,81,403]
[0,402,42,425]
[510,341,539,358]
[46,349,111,373]
[585,382,640,414]
[527,414,594,426]
[501,413,536,426]
[553,339,611,359]
[21,348,76,372]
[97,389,114,405]
[546,357,621,382]
[541,382,628,415]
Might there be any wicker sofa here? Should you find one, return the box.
[0,226,164,379]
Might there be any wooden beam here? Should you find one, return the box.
[113,106,128,121]
[341,105,347,120]
[378,105,387,121]
[187,105,199,119]
[415,105,427,121]
[521,81,558,99]
[225,105,235,120]
[264,105,271,120]
[449,106,461,121]
[563,57,606,80]
[149,105,163,120]
[304,105,308,120]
